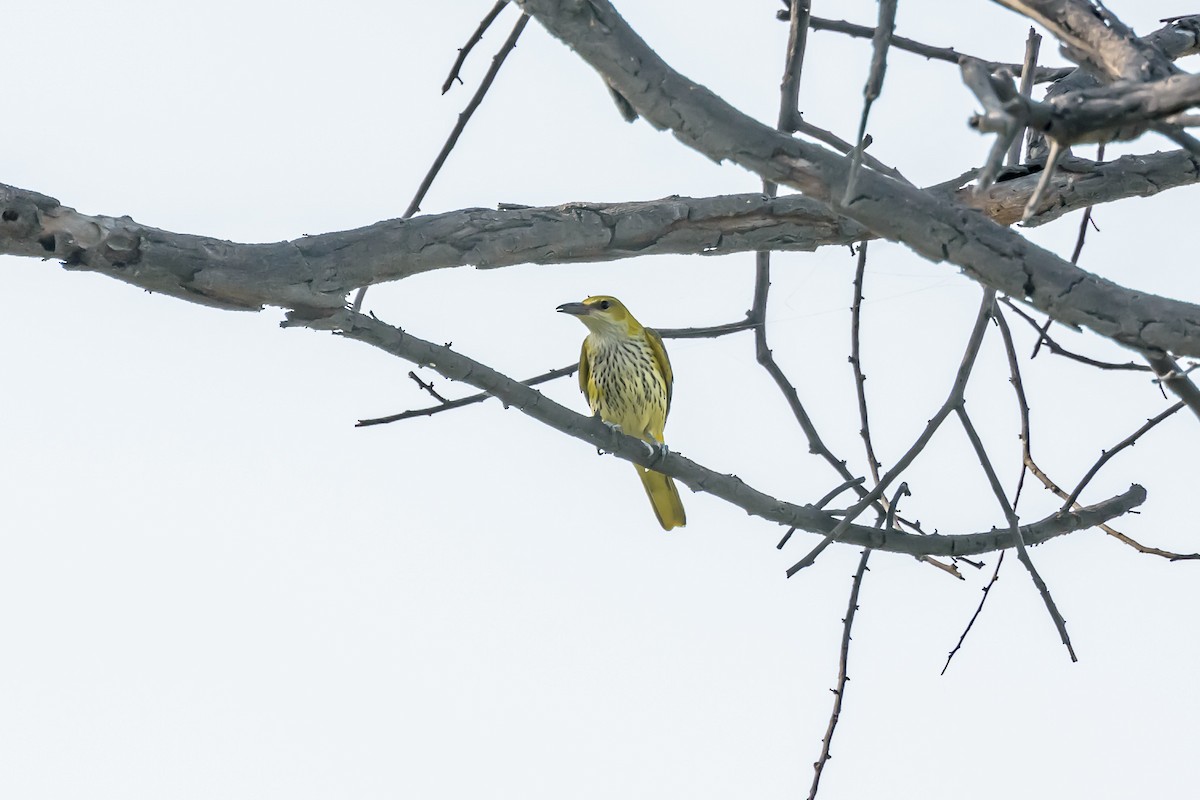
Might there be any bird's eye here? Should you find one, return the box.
[599,300,611,310]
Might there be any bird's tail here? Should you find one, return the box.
[636,465,686,530]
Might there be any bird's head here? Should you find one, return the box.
[556,295,641,337]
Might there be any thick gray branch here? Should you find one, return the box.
[991,0,1178,81]
[968,63,1200,147]
[290,307,1144,559]
[1023,11,1200,159]
[512,0,1200,358]
[3,147,1197,310]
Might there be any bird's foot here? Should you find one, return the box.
[597,420,624,455]
[645,440,669,468]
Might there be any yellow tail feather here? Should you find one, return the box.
[636,466,686,530]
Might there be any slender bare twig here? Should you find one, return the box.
[408,370,449,404]
[1032,142,1105,358]
[796,13,1072,81]
[957,400,1077,662]
[753,0,884,526]
[885,483,911,532]
[358,363,577,427]
[941,552,1005,675]
[808,544,873,800]
[1007,28,1042,166]
[849,242,881,486]
[815,477,868,511]
[403,14,528,222]
[1021,138,1066,222]
[352,13,530,313]
[993,306,1034,509]
[1106,529,1200,561]
[842,0,896,205]
[792,119,910,184]
[787,290,997,576]
[441,0,510,94]
[777,0,811,132]
[357,319,755,427]
[1061,402,1186,511]
[1000,298,1152,372]
[995,306,1200,561]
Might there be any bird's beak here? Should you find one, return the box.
[556,302,591,316]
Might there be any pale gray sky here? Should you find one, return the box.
[2,2,1197,798]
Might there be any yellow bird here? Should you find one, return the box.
[557,296,686,530]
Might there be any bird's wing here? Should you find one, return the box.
[577,338,591,398]
[645,328,673,416]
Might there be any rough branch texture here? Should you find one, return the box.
[1025,12,1200,159]
[2,146,1197,311]
[992,0,1178,81]
[513,0,1200,358]
[969,63,1200,146]
[290,307,1145,558]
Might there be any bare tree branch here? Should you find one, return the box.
[441,0,511,94]
[787,290,1002,575]
[288,307,1144,558]
[808,545,873,800]
[799,12,1072,81]
[357,319,756,426]
[510,0,1200,358]
[842,0,897,203]
[999,298,1153,371]
[849,244,881,486]
[1143,352,1200,421]
[991,0,1177,81]
[3,143,1198,313]
[353,11,530,312]
[1061,401,1186,510]
[958,395,1077,662]
[941,551,1006,675]
[1008,28,1043,165]
[995,304,1199,561]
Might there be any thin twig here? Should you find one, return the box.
[941,552,1005,675]
[352,13,530,313]
[993,306,1034,509]
[1022,138,1065,222]
[885,483,910,531]
[1069,145,1105,264]
[957,397,1078,662]
[808,544,873,800]
[1000,297,1152,372]
[357,319,755,427]
[849,242,881,485]
[1007,28,1042,166]
[408,370,449,404]
[1031,142,1104,358]
[842,0,896,205]
[777,0,811,132]
[799,13,1072,81]
[753,0,884,528]
[815,477,868,511]
[441,0,510,94]
[359,364,576,427]
[996,305,1200,561]
[793,119,910,184]
[1061,402,1185,511]
[787,290,997,576]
